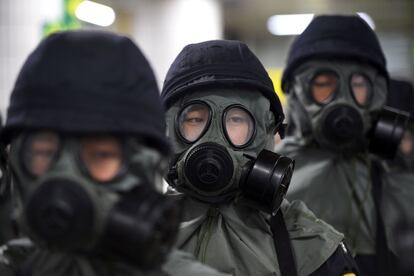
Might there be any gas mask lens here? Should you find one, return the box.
[80,136,124,182]
[350,73,372,106]
[311,71,338,104]
[177,102,211,143]
[22,131,60,177]
[223,106,255,147]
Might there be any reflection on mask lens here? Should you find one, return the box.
[23,131,59,177]
[81,136,123,182]
[311,71,338,104]
[350,73,372,106]
[224,107,254,147]
[178,103,210,142]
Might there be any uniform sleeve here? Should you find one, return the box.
[309,243,362,276]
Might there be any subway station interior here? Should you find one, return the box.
[0,1,414,275]
[1,0,413,113]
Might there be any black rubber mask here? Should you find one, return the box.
[287,60,408,156]
[166,89,293,213]
[10,131,181,270]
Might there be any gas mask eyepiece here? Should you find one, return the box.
[184,142,234,195]
[369,106,409,159]
[240,150,295,215]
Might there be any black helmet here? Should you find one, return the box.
[3,30,169,153]
[161,40,284,123]
[282,15,388,92]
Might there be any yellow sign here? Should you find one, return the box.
[267,68,287,107]
[42,0,82,37]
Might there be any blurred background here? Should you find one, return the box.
[1,0,413,115]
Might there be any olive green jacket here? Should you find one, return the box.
[0,238,230,276]
[171,193,344,276]
[276,138,414,256]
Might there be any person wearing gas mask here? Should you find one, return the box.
[276,15,414,276]
[162,39,361,276]
[0,117,15,245]
[385,79,414,276]
[387,79,414,172]
[0,31,230,276]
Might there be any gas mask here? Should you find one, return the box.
[9,131,181,269]
[287,60,408,158]
[166,88,294,215]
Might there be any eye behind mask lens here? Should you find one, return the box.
[80,136,125,183]
[177,102,211,143]
[311,71,338,105]
[223,105,256,148]
[350,73,372,107]
[22,131,60,177]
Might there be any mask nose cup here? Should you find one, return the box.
[184,142,234,194]
[25,179,94,249]
[333,116,354,139]
[40,199,73,234]
[322,105,363,144]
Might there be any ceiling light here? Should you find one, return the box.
[267,14,314,36]
[75,0,115,27]
[267,12,375,36]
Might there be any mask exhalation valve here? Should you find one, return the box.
[184,142,234,194]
